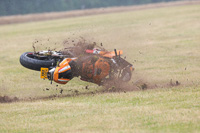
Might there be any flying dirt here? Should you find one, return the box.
[20,41,134,88]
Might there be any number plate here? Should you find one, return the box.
[41,68,49,79]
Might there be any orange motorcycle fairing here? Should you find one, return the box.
[103,50,123,58]
[81,57,110,85]
[93,58,110,84]
[53,58,73,84]
[85,49,123,58]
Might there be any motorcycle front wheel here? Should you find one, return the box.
[20,52,56,71]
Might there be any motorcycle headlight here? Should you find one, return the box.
[121,67,132,82]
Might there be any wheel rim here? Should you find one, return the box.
[26,52,49,60]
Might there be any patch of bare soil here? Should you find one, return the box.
[0,0,199,25]
[0,96,19,103]
[0,79,182,103]
[102,78,182,93]
[0,70,182,103]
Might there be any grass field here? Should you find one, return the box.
[0,2,200,132]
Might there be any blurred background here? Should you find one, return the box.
[0,0,182,16]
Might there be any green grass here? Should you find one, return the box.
[0,88,199,132]
[0,3,200,132]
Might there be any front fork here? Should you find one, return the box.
[47,67,56,84]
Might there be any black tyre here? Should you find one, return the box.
[20,52,56,71]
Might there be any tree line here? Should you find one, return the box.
[0,0,180,16]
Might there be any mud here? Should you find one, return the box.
[0,96,19,103]
[0,75,182,104]
[0,80,181,103]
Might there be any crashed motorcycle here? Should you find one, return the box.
[20,44,133,86]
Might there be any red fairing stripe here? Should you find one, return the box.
[85,49,93,53]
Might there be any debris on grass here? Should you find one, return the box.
[141,83,148,90]
[0,96,19,103]
[60,89,63,94]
